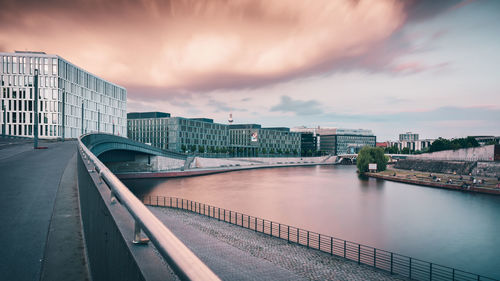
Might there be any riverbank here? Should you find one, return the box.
[116,161,335,179]
[366,168,500,195]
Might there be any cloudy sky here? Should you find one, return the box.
[1,0,499,140]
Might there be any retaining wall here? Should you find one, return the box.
[394,159,476,175]
[410,145,497,161]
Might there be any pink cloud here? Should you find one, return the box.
[0,0,407,94]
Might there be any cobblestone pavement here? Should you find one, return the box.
[150,206,407,281]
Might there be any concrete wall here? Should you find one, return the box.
[410,145,496,161]
[77,151,176,281]
[190,156,336,169]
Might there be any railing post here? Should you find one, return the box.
[262,220,265,234]
[170,197,172,207]
[218,208,220,221]
[163,196,166,206]
[247,215,250,229]
[430,263,432,281]
[132,221,150,244]
[307,231,309,248]
[270,222,273,236]
[297,228,300,244]
[390,252,393,274]
[344,241,346,258]
[358,244,361,264]
[330,237,333,255]
[373,248,376,268]
[229,211,231,223]
[409,257,412,279]
[182,199,183,209]
[176,198,178,208]
[255,217,257,232]
[156,196,158,206]
[288,226,290,243]
[110,190,117,205]
[279,224,281,238]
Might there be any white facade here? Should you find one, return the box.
[0,51,126,139]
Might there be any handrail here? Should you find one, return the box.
[78,134,220,281]
[144,195,499,281]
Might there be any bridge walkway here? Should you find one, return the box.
[149,206,406,281]
[0,138,89,281]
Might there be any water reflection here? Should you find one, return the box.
[124,165,500,279]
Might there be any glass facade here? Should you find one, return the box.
[0,51,127,139]
[127,113,229,153]
[229,125,301,156]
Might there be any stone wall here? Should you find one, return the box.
[190,156,336,169]
[410,145,496,161]
[394,159,477,175]
[473,162,500,177]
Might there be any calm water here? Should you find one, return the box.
[125,165,500,279]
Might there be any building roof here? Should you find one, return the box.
[127,112,171,119]
[262,127,290,132]
[189,118,214,123]
[228,124,262,129]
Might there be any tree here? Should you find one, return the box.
[198,145,205,153]
[181,144,187,152]
[190,145,197,152]
[357,146,387,174]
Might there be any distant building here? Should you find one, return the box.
[127,112,229,152]
[399,132,419,142]
[292,127,376,155]
[470,136,500,146]
[229,124,301,156]
[1,51,127,138]
[168,117,229,153]
[299,132,317,156]
[376,142,389,148]
[388,139,434,152]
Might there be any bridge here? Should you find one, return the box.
[0,134,495,281]
[80,133,186,161]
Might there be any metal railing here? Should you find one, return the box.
[143,195,498,281]
[78,135,220,281]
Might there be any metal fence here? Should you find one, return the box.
[143,195,497,281]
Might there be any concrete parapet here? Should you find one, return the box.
[77,151,177,281]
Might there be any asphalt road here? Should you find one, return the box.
[0,139,82,281]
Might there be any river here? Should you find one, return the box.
[124,165,500,279]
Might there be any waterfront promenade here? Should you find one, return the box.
[149,206,406,281]
[0,138,89,281]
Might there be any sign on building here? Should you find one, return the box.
[251,131,258,142]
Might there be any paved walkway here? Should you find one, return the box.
[0,138,89,281]
[150,206,407,281]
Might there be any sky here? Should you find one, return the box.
[0,0,499,140]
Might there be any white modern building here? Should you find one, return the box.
[0,51,127,139]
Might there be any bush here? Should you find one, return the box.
[357,146,387,174]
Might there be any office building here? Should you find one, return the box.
[127,112,171,149]
[399,132,419,142]
[127,112,229,153]
[293,127,376,155]
[229,124,301,156]
[0,51,127,139]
